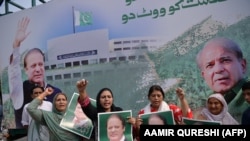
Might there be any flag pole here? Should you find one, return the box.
[72,6,76,33]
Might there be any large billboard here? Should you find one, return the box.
[0,0,250,130]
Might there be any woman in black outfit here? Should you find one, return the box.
[76,79,135,141]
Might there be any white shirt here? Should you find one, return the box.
[22,101,52,126]
[22,100,52,141]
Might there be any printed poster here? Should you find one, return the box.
[98,110,133,141]
[182,117,221,125]
[140,110,175,125]
[60,92,94,139]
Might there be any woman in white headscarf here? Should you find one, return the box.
[198,93,239,125]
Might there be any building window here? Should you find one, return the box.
[132,40,140,43]
[141,40,149,43]
[65,62,72,67]
[73,61,80,67]
[119,56,126,61]
[109,57,116,62]
[141,46,148,49]
[55,75,62,80]
[114,41,122,44]
[132,46,140,50]
[128,56,136,60]
[45,66,49,70]
[89,59,98,64]
[114,48,122,51]
[46,76,53,81]
[94,70,102,75]
[64,73,71,79]
[73,72,81,78]
[81,60,89,65]
[150,39,157,42]
[100,58,107,63]
[138,55,145,60]
[51,64,56,69]
[64,81,71,86]
[123,40,131,44]
[150,45,157,49]
[123,47,130,50]
[83,71,91,77]
[105,69,114,73]
[57,63,64,69]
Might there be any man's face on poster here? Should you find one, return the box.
[200,45,246,94]
[74,103,87,121]
[107,115,125,141]
[148,114,166,125]
[25,51,45,84]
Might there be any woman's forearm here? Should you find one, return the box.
[26,99,43,122]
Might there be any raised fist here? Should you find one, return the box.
[76,79,88,92]
[45,87,54,95]
[176,87,185,100]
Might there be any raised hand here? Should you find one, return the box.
[176,87,185,100]
[76,79,88,92]
[45,87,54,95]
[13,17,31,48]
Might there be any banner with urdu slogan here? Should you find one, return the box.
[140,110,175,125]
[60,92,94,139]
[182,117,221,125]
[98,110,133,141]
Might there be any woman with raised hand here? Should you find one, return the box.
[77,79,135,141]
[134,85,193,141]
[27,87,84,141]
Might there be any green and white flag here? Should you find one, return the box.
[74,10,92,26]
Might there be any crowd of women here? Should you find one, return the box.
[23,76,248,141]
